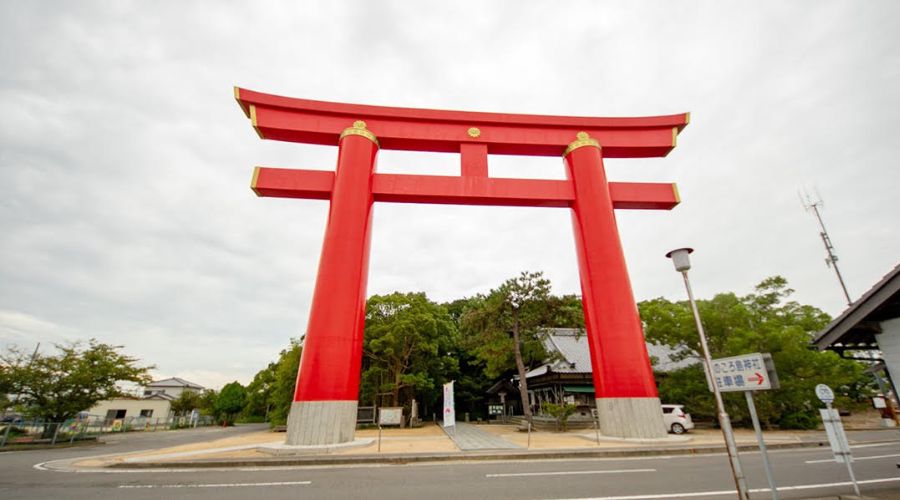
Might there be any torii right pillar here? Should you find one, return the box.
[565,133,668,438]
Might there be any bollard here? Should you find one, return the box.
[527,421,532,448]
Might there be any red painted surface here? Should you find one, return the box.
[252,167,680,210]
[236,87,688,158]
[236,87,689,404]
[565,145,659,398]
[292,134,377,401]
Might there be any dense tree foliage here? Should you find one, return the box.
[640,276,870,429]
[461,271,564,425]
[360,292,458,415]
[215,381,247,425]
[242,338,301,427]
[240,273,858,430]
[170,390,202,416]
[0,340,152,422]
[243,361,277,422]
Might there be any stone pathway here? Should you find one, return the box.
[443,423,521,450]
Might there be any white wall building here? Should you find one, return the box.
[85,377,205,422]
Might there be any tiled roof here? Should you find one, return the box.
[523,328,699,380]
[146,377,205,389]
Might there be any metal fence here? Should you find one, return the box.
[0,415,216,448]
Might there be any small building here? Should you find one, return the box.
[85,377,205,423]
[487,328,699,421]
[811,263,900,408]
[88,396,173,423]
[142,377,205,400]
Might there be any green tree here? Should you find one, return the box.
[640,276,869,429]
[267,339,302,427]
[361,292,458,411]
[461,271,557,426]
[541,401,577,431]
[197,389,218,416]
[243,361,278,421]
[215,381,247,425]
[170,390,202,416]
[0,340,152,424]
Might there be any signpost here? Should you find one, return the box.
[707,352,777,393]
[377,407,403,452]
[816,384,861,497]
[709,352,781,500]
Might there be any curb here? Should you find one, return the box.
[107,439,839,469]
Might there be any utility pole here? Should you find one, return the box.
[800,191,852,305]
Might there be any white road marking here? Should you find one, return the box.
[545,476,900,500]
[487,469,655,478]
[849,442,900,449]
[805,452,900,464]
[118,481,311,489]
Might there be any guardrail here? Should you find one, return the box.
[0,415,216,448]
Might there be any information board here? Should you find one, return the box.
[378,407,403,426]
[707,352,776,392]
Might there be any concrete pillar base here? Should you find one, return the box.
[595,397,667,439]
[285,400,357,446]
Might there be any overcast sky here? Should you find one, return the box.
[2,1,898,390]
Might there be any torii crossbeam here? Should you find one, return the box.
[236,87,689,445]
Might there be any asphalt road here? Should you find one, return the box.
[2,426,899,500]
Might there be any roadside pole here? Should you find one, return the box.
[378,407,402,454]
[666,248,749,500]
[817,384,860,497]
[709,352,781,500]
[744,391,778,500]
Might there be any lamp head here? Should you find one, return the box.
[665,247,694,272]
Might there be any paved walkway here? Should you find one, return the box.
[443,423,521,450]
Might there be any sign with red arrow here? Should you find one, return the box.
[748,372,766,386]
[706,352,779,393]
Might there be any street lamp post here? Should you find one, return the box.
[666,248,750,500]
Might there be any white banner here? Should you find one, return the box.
[443,381,455,428]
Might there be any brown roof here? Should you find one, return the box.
[812,263,900,352]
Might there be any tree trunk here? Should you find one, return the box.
[392,365,401,407]
[511,315,533,426]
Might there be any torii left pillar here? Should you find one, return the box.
[285,123,379,445]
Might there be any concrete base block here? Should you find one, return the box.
[285,400,358,446]
[591,434,690,444]
[258,438,374,456]
[595,397,668,439]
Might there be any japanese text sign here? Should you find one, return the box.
[707,352,775,393]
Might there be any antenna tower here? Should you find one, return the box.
[800,190,852,305]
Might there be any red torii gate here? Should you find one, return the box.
[235,87,689,445]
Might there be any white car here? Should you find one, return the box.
[661,404,694,434]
